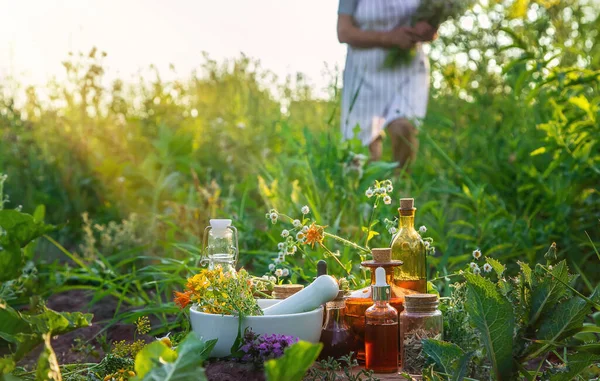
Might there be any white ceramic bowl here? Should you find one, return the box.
[190,299,324,358]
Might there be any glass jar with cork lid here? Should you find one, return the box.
[400,294,443,374]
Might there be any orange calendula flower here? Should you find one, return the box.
[304,223,325,248]
[174,290,192,309]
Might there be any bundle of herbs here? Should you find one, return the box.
[384,0,476,67]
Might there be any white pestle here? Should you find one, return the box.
[262,275,340,315]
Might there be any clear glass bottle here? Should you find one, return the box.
[400,294,443,374]
[201,219,238,274]
[365,267,399,374]
[345,250,409,363]
[390,198,427,293]
[318,291,354,361]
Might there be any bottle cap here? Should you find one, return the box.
[372,267,391,301]
[372,248,391,263]
[210,219,232,237]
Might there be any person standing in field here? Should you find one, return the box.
[337,0,437,168]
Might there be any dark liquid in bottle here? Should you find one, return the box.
[365,322,399,373]
[319,328,354,360]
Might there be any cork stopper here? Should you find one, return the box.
[272,284,304,299]
[405,293,439,312]
[400,198,415,210]
[372,248,392,263]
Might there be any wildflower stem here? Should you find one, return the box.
[319,244,357,286]
[363,197,380,249]
[323,232,370,254]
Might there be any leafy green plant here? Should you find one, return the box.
[305,353,379,381]
[264,341,322,381]
[425,245,600,380]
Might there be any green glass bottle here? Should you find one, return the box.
[390,198,427,293]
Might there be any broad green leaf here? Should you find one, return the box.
[518,261,533,286]
[0,356,16,374]
[529,261,568,326]
[264,341,322,381]
[0,302,32,339]
[464,273,514,381]
[486,257,506,277]
[137,333,215,381]
[0,211,55,248]
[550,352,600,381]
[35,333,61,381]
[24,309,93,336]
[422,339,473,380]
[135,342,177,379]
[524,297,591,360]
[0,243,23,282]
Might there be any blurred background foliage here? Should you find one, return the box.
[0,0,599,296]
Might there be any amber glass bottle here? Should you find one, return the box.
[365,267,399,373]
[345,249,412,362]
[390,198,427,293]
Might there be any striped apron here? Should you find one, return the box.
[340,0,430,146]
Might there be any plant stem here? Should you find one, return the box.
[319,243,357,286]
[363,197,380,248]
[323,232,370,254]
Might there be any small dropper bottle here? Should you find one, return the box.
[365,267,399,373]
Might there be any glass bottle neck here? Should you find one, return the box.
[398,210,415,229]
[373,300,389,308]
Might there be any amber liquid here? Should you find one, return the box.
[365,323,399,373]
[346,296,404,362]
[396,279,427,294]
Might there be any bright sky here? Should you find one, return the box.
[0,0,346,90]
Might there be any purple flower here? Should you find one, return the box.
[237,329,299,365]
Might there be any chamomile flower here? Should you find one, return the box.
[365,188,374,198]
[293,219,301,228]
[383,195,392,205]
[296,231,305,240]
[277,242,285,250]
[302,225,309,233]
[282,268,289,277]
[419,225,427,233]
[274,258,282,264]
[472,249,482,260]
[269,263,275,271]
[389,227,397,235]
[483,263,492,273]
[469,262,478,270]
[281,229,289,238]
[269,276,277,282]
[301,205,310,214]
[386,184,393,193]
[424,241,430,248]
[275,269,283,277]
[473,267,481,275]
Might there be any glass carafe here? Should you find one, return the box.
[201,219,238,273]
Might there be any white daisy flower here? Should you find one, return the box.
[277,242,285,250]
[472,249,482,260]
[282,269,289,277]
[424,241,430,248]
[473,267,481,275]
[270,212,278,220]
[274,258,282,264]
[483,263,492,273]
[365,188,374,198]
[383,195,392,205]
[302,225,309,233]
[419,226,427,233]
[269,276,276,282]
[293,219,301,227]
[469,262,478,270]
[301,205,310,214]
[296,231,305,240]
[386,185,393,193]
[281,229,289,238]
[269,263,275,271]
[389,227,397,235]
[275,269,283,277]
